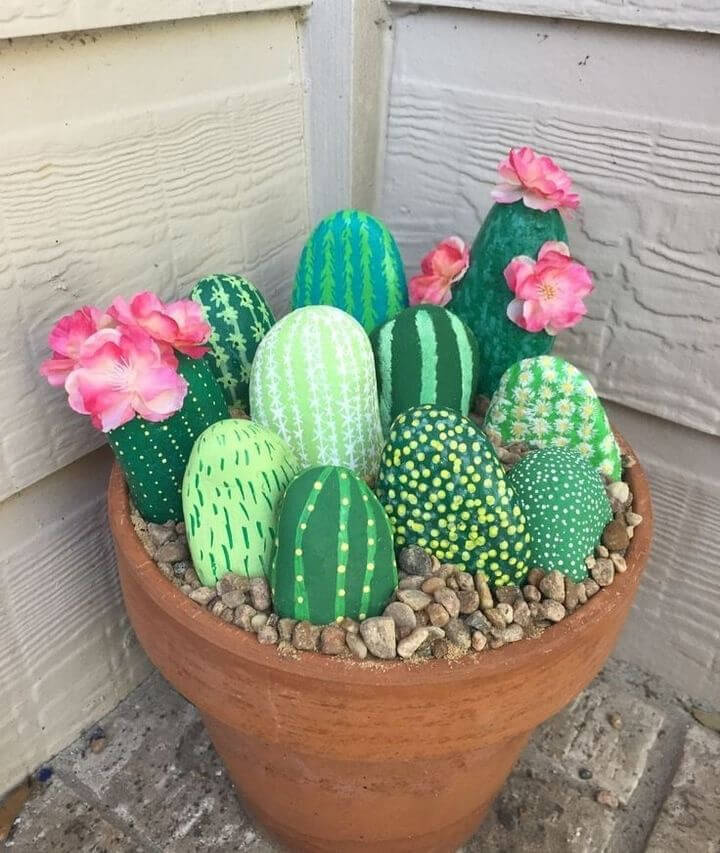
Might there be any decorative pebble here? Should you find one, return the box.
[434,588,461,619]
[210,600,225,618]
[455,572,475,592]
[234,604,257,631]
[608,711,623,730]
[606,481,629,505]
[458,590,481,614]
[397,627,430,659]
[396,589,432,612]
[398,545,433,576]
[539,570,565,603]
[578,767,593,781]
[602,519,630,551]
[147,522,177,547]
[497,623,524,643]
[523,585,541,603]
[359,617,397,659]
[537,600,566,622]
[249,578,271,612]
[257,624,279,645]
[485,607,507,630]
[465,610,493,633]
[292,620,321,652]
[278,618,297,642]
[583,578,600,598]
[320,624,347,655]
[189,586,216,606]
[527,568,545,587]
[217,574,249,595]
[340,617,360,634]
[154,539,190,564]
[475,574,494,610]
[427,602,451,627]
[496,602,514,624]
[512,599,532,627]
[471,631,488,652]
[250,613,268,631]
[610,553,627,574]
[591,559,615,588]
[383,601,417,639]
[432,638,451,659]
[625,511,643,528]
[221,589,247,609]
[421,577,446,595]
[415,609,430,627]
[595,789,620,809]
[398,576,426,590]
[564,578,581,613]
[444,618,472,651]
[346,633,368,660]
[595,544,609,558]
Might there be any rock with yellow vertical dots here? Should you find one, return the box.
[375,405,532,587]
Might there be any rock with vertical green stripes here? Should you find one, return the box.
[249,306,384,480]
[182,419,299,586]
[292,210,408,333]
[190,274,275,412]
[507,447,612,582]
[375,405,533,587]
[271,465,397,624]
[370,305,480,435]
[484,355,622,480]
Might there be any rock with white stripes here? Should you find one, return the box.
[249,306,384,480]
[370,305,480,435]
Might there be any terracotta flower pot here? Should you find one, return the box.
[108,435,652,853]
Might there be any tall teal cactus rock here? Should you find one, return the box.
[272,465,397,624]
[108,356,227,524]
[292,210,408,333]
[376,405,533,587]
[371,304,480,435]
[449,200,568,395]
[182,419,298,586]
[190,274,275,412]
[249,306,384,480]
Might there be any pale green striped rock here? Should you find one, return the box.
[249,306,384,480]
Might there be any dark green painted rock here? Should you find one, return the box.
[449,200,568,395]
[108,355,227,523]
[371,304,481,435]
[182,419,299,586]
[507,447,612,582]
[190,274,275,412]
[292,209,408,333]
[272,465,397,624]
[375,405,532,587]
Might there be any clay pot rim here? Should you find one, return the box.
[108,432,652,687]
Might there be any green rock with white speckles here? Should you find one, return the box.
[375,405,533,587]
[484,355,622,480]
[182,419,299,586]
[271,465,397,624]
[507,447,612,582]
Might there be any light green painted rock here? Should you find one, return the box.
[484,355,622,480]
[182,419,299,586]
[375,405,533,587]
[249,306,384,480]
[507,447,612,582]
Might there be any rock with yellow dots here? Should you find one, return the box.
[375,405,532,587]
[272,465,397,624]
[507,447,612,582]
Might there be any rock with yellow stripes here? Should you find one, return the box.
[182,419,299,587]
[272,465,397,624]
[375,405,532,587]
[370,305,481,435]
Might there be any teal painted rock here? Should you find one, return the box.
[371,304,481,435]
[292,210,408,333]
[375,405,533,587]
[190,274,275,411]
[249,306,384,480]
[272,465,397,624]
[508,447,612,582]
[485,355,622,480]
[449,200,568,395]
[182,419,299,586]
[108,356,227,524]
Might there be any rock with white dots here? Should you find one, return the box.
[182,419,299,587]
[484,355,622,481]
[108,355,227,523]
[271,465,397,624]
[375,405,533,588]
[507,447,612,582]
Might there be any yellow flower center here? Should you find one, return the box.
[538,277,558,301]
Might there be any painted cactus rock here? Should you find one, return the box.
[292,209,408,333]
[449,200,568,395]
[484,355,622,481]
[508,447,612,582]
[272,465,397,624]
[249,306,384,480]
[375,405,532,587]
[190,274,275,411]
[108,355,227,523]
[371,304,481,435]
[182,419,299,586]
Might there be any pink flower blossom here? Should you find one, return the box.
[409,236,470,307]
[65,326,188,431]
[491,147,579,213]
[108,292,211,358]
[39,306,113,386]
[504,241,593,335]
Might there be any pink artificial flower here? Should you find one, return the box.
[65,326,188,431]
[491,147,580,213]
[409,236,470,307]
[108,292,210,359]
[504,241,593,335]
[39,306,113,386]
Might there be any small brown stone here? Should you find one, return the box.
[189,586,216,606]
[415,609,430,626]
[602,519,630,551]
[595,544,610,558]
[434,587,460,619]
[496,602,514,624]
[591,558,615,588]
[184,566,200,587]
[427,602,450,627]
[524,622,546,639]
[458,589,480,614]
[607,711,623,730]
[537,600,566,623]
[625,511,643,528]
[432,638,450,659]
[217,573,249,595]
[180,583,192,595]
[346,633,368,660]
[475,572,494,609]
[278,618,297,642]
[444,618,471,651]
[576,582,588,605]
[220,589,246,609]
[564,577,580,613]
[471,631,487,652]
[257,624,279,645]
[339,617,359,634]
[234,604,256,631]
[320,624,347,655]
[489,638,505,650]
[398,575,426,590]
[397,627,430,659]
[446,574,459,591]
[157,561,174,579]
[147,521,176,547]
[249,578,271,611]
[583,578,600,598]
[626,526,634,540]
[420,576,446,595]
[499,623,524,643]
[610,553,627,574]
[527,568,545,587]
[435,563,457,580]
[539,570,565,602]
[595,789,619,809]
[512,599,532,627]
[495,585,520,605]
[455,572,475,591]
[154,540,189,563]
[397,589,432,611]
[485,607,507,629]
[250,613,268,631]
[383,601,417,639]
[292,620,321,652]
[523,584,541,603]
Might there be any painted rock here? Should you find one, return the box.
[272,465,397,624]
[190,274,275,411]
[182,419,299,586]
[375,405,533,587]
[449,200,567,395]
[249,306,384,480]
[371,304,481,435]
[484,355,622,480]
[507,447,612,582]
[292,209,408,333]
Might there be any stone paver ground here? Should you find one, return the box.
[3,658,719,852]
